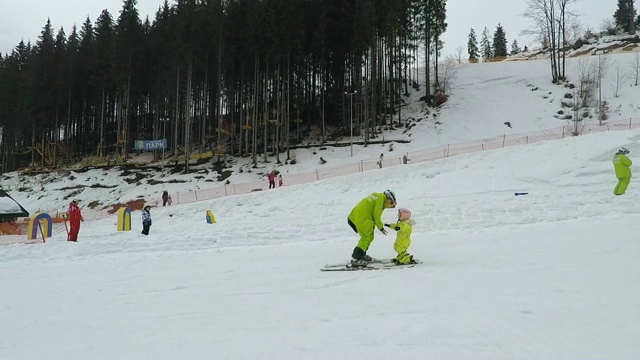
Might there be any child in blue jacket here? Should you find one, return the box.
[141,204,152,235]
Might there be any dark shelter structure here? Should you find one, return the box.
[0,190,29,220]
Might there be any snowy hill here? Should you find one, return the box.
[511,33,640,60]
[4,49,640,216]
[1,50,640,359]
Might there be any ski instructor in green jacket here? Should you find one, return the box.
[347,190,397,266]
[613,147,632,195]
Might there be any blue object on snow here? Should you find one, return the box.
[514,192,529,196]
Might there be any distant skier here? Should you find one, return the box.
[613,147,632,195]
[267,171,277,189]
[141,204,152,235]
[66,199,84,242]
[347,190,397,267]
[278,174,283,187]
[162,190,169,206]
[384,208,417,265]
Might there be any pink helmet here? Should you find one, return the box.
[398,208,411,221]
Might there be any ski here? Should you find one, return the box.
[320,265,379,272]
[324,258,393,268]
[380,261,421,269]
[321,260,421,272]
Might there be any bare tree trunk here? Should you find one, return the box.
[252,56,258,165]
[174,69,180,159]
[184,53,193,174]
[631,52,640,86]
[630,0,636,34]
[425,25,432,104]
[274,62,281,165]
[387,38,391,125]
[262,61,268,164]
[216,41,222,158]
[122,70,131,161]
[321,68,326,144]
[202,55,209,151]
[613,61,627,97]
[239,67,244,156]
[285,54,291,159]
[99,88,105,157]
[369,43,377,142]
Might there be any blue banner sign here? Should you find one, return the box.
[134,139,168,150]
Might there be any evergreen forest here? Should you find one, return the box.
[0,0,448,172]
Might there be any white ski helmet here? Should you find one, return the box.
[619,147,630,155]
[384,190,397,204]
[398,208,412,221]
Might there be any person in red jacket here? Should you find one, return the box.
[267,171,277,189]
[66,200,84,242]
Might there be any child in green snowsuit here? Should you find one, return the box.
[385,208,416,265]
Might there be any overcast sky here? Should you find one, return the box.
[0,0,615,57]
[0,0,163,55]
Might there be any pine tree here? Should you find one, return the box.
[510,39,520,55]
[492,23,508,57]
[32,19,57,131]
[614,0,637,33]
[480,26,492,61]
[467,27,479,60]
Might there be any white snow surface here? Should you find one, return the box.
[2,52,640,359]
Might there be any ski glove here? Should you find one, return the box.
[384,223,400,231]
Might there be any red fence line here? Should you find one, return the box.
[166,117,640,205]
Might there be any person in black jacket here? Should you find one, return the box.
[141,204,152,235]
[162,191,169,206]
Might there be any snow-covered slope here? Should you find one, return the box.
[1,51,640,360]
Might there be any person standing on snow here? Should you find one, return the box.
[384,208,417,265]
[141,204,152,235]
[267,171,277,189]
[162,190,169,206]
[613,147,632,195]
[66,200,84,242]
[347,190,397,267]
